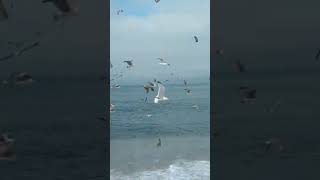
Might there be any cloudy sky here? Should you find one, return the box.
[110,0,210,83]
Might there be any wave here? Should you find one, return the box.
[110,159,210,180]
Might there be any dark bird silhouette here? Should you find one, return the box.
[117,9,123,15]
[123,60,133,68]
[0,53,15,61]
[215,49,224,55]
[235,60,246,72]
[42,0,72,13]
[315,49,320,61]
[17,41,40,56]
[0,0,8,21]
[157,138,161,147]
[0,133,15,160]
[194,36,199,43]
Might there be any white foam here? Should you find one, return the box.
[110,160,210,180]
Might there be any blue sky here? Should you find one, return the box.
[110,0,210,84]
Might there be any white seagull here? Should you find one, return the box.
[157,58,170,66]
[154,82,168,103]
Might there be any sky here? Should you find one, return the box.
[110,0,210,84]
[0,0,108,79]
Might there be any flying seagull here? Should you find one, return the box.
[0,133,15,160]
[17,41,40,56]
[0,0,8,21]
[143,84,155,102]
[110,104,115,112]
[183,80,187,86]
[0,41,40,62]
[0,53,15,61]
[194,36,199,43]
[315,49,320,61]
[42,0,78,13]
[116,9,123,15]
[157,138,161,147]
[265,138,284,152]
[240,88,256,103]
[184,88,192,94]
[157,58,170,66]
[42,0,79,21]
[123,60,133,68]
[216,49,224,56]
[12,72,34,85]
[154,82,168,103]
[234,60,246,73]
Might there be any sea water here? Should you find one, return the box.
[110,82,210,180]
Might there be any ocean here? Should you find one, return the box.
[110,82,210,180]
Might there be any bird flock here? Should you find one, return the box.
[0,0,81,160]
[213,48,288,152]
[109,0,203,147]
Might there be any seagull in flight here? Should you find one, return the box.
[157,58,170,66]
[194,36,199,43]
[123,60,133,68]
[117,9,123,15]
[154,82,168,103]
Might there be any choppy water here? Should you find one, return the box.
[110,82,210,179]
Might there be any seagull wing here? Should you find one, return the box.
[194,36,198,42]
[156,83,165,99]
[0,53,15,61]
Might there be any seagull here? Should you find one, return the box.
[240,87,256,103]
[184,80,187,86]
[17,41,40,56]
[157,58,170,66]
[144,85,155,94]
[157,138,161,147]
[148,81,156,87]
[154,82,168,103]
[0,41,40,62]
[234,60,246,72]
[0,133,15,160]
[194,36,199,43]
[216,49,224,55]
[0,0,8,21]
[192,104,199,109]
[42,0,79,22]
[143,82,156,102]
[110,104,115,112]
[0,53,15,61]
[154,0,160,3]
[42,0,78,14]
[116,9,123,15]
[111,84,120,89]
[315,49,320,61]
[265,138,284,152]
[184,88,192,94]
[7,72,34,85]
[123,60,133,68]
